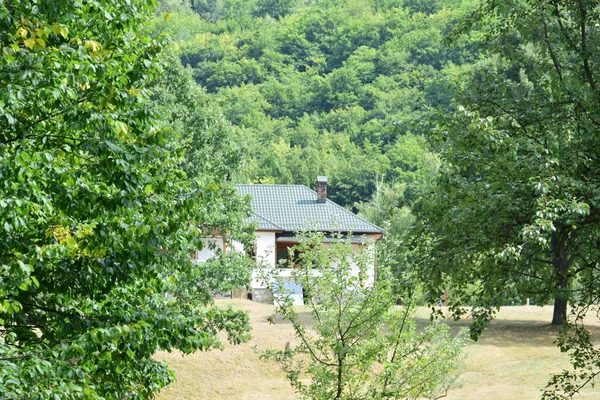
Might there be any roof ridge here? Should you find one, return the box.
[253,211,285,230]
[235,184,308,187]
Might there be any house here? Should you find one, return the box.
[194,177,384,303]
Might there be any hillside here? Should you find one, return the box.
[153,0,481,207]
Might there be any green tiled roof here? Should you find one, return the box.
[236,184,383,234]
[252,212,283,231]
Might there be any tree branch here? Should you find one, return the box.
[576,0,596,91]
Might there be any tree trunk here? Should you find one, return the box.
[551,231,569,325]
[552,292,568,325]
[336,357,343,399]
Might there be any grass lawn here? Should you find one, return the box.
[155,300,600,400]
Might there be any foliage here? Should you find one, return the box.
[411,0,600,337]
[258,233,465,400]
[154,0,481,208]
[356,181,413,239]
[150,53,253,237]
[355,181,417,297]
[0,1,251,398]
[543,304,600,399]
[253,0,300,19]
[401,0,443,15]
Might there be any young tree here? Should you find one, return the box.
[259,233,465,400]
[0,1,251,398]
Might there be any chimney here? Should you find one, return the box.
[316,176,327,203]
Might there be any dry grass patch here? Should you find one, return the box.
[155,300,297,400]
[156,301,600,400]
[420,306,600,400]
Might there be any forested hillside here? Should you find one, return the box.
[153,0,481,207]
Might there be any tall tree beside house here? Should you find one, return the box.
[0,1,251,398]
[150,53,254,244]
[150,53,256,298]
[411,0,600,389]
[356,181,416,291]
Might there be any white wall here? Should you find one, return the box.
[349,242,376,286]
[195,237,224,262]
[273,242,377,284]
[194,232,378,294]
[229,239,245,254]
[252,231,276,288]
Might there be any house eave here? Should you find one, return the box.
[276,234,381,244]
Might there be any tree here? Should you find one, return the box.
[0,1,251,398]
[253,0,299,19]
[402,0,443,15]
[149,53,253,238]
[356,181,416,292]
[411,0,600,331]
[356,181,413,240]
[259,233,465,400]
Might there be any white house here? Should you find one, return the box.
[194,177,384,303]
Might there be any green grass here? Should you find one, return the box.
[155,300,600,400]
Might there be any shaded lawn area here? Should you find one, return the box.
[155,300,600,400]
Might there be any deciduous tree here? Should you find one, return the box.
[411,0,600,334]
[0,1,251,398]
[157,0,481,208]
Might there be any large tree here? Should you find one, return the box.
[0,1,251,398]
[412,0,600,331]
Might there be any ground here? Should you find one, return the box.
[155,299,600,400]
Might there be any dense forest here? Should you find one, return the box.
[153,0,481,208]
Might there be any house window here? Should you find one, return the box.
[246,245,256,262]
[276,242,299,268]
[276,240,319,268]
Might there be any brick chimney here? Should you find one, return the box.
[316,176,327,203]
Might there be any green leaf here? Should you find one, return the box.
[24,38,36,49]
